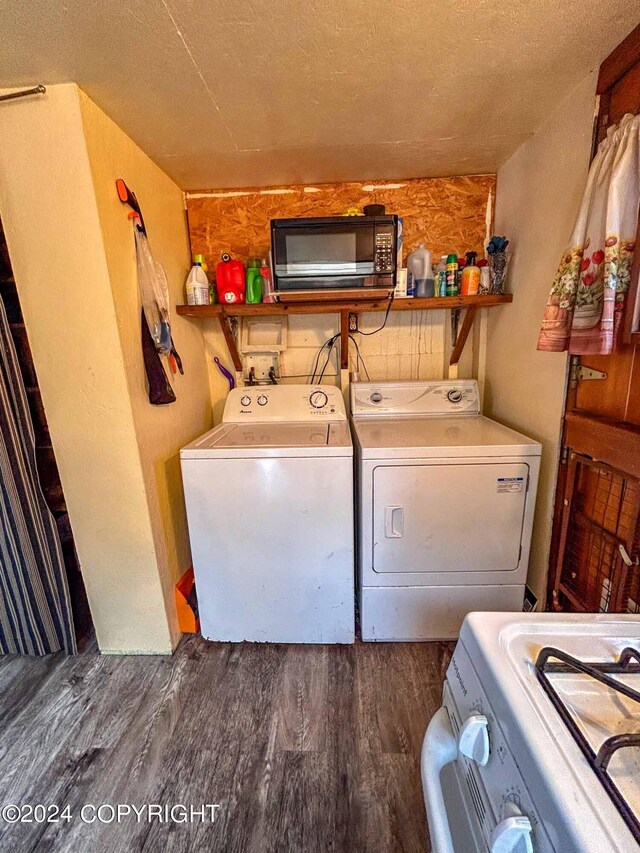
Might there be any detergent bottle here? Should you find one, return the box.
[406,243,433,297]
[216,254,246,304]
[193,253,215,303]
[185,257,210,305]
[246,257,263,304]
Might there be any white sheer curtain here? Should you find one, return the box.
[538,112,640,354]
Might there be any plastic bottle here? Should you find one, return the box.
[407,243,433,298]
[260,258,275,302]
[246,257,263,304]
[185,258,210,305]
[460,251,480,296]
[457,256,466,293]
[435,255,447,297]
[216,254,246,304]
[479,264,490,295]
[193,253,208,273]
[445,253,459,296]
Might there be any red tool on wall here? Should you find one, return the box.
[116,179,183,404]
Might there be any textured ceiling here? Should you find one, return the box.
[1,1,638,189]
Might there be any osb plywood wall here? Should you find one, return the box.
[187,175,496,266]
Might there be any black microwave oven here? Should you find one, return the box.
[270,215,397,292]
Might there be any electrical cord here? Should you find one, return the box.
[317,338,337,383]
[309,333,339,384]
[348,334,370,380]
[357,289,395,336]
[308,329,374,384]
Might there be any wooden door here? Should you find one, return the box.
[549,24,640,612]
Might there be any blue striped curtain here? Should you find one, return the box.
[0,297,75,654]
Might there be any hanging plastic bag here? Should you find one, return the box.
[117,179,182,405]
[133,224,172,355]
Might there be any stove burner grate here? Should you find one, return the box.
[535,645,640,844]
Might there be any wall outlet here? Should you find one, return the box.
[348,313,358,332]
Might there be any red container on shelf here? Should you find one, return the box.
[216,253,246,304]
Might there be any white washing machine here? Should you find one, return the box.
[180,384,354,644]
[351,380,541,641]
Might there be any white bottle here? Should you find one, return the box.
[186,261,210,306]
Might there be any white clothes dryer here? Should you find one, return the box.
[351,381,541,641]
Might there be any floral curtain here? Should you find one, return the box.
[538,112,640,354]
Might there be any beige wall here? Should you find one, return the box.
[202,308,476,424]
[484,70,597,603]
[0,84,210,652]
[79,90,212,645]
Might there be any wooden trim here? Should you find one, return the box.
[557,582,589,612]
[546,434,570,610]
[177,304,223,317]
[623,203,640,342]
[550,452,579,611]
[597,23,640,94]
[277,288,391,304]
[594,89,612,148]
[217,314,242,371]
[449,305,477,366]
[340,310,349,369]
[564,411,640,479]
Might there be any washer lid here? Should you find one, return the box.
[353,415,541,458]
[180,420,353,459]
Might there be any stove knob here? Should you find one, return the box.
[240,395,251,407]
[310,390,328,409]
[490,813,533,853]
[257,395,268,406]
[458,714,490,766]
[447,388,463,404]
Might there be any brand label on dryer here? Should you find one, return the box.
[497,477,524,493]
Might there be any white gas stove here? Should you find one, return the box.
[421,612,640,852]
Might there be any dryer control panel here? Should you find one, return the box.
[223,384,347,423]
[351,380,480,417]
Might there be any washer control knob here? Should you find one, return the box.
[490,814,533,853]
[370,392,383,403]
[458,714,490,766]
[447,388,463,404]
[257,395,268,406]
[240,395,251,407]
[310,390,328,409]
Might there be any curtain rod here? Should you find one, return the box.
[0,85,46,104]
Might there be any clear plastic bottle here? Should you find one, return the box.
[186,258,210,305]
[407,243,433,298]
[435,255,447,297]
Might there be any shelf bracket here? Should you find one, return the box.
[449,305,478,366]
[340,310,349,370]
[217,314,242,372]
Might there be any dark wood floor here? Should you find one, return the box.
[0,637,453,852]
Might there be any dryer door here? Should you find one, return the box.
[372,462,529,575]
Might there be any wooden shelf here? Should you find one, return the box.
[176,293,512,319]
[176,293,513,372]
